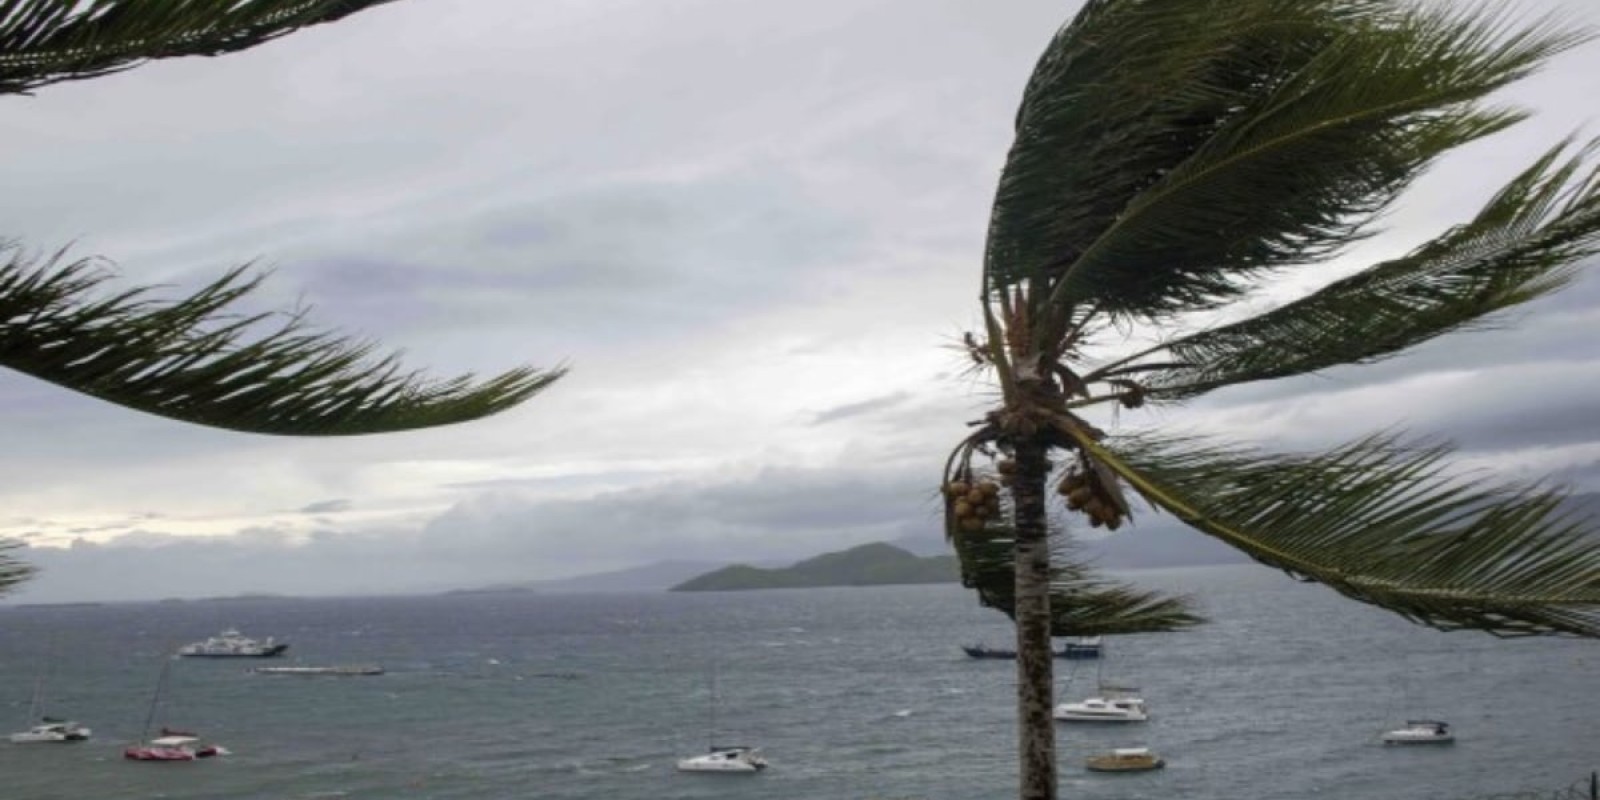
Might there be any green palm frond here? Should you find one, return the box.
[0,0,400,95]
[0,538,35,595]
[1065,430,1600,637]
[0,245,564,435]
[1099,138,1600,399]
[986,0,1585,322]
[953,522,1203,636]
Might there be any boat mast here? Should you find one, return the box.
[707,661,717,751]
[23,670,43,724]
[140,657,173,741]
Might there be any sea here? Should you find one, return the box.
[0,564,1595,800]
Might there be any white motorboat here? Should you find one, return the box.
[178,628,288,658]
[10,719,91,743]
[1054,685,1149,723]
[676,746,769,773]
[1382,719,1454,745]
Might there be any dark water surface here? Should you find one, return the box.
[1,565,1595,799]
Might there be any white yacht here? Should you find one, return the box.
[676,746,769,773]
[9,718,91,743]
[1054,685,1149,723]
[1381,720,1454,744]
[178,629,288,658]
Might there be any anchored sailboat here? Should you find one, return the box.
[124,657,227,761]
[676,663,767,774]
[9,642,90,744]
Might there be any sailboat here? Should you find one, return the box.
[1053,638,1150,723]
[124,657,226,761]
[675,664,767,773]
[9,645,90,743]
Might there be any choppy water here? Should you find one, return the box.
[1,565,1595,800]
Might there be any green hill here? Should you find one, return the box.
[670,542,958,592]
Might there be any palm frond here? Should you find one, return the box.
[0,538,35,596]
[985,0,1587,322]
[0,0,399,95]
[1064,429,1600,637]
[1103,138,1600,399]
[0,245,564,435]
[953,521,1204,636]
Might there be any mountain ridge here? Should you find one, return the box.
[670,542,958,592]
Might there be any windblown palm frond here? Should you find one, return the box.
[0,246,564,435]
[1097,138,1600,399]
[953,522,1202,636]
[0,0,400,95]
[987,0,1585,322]
[1065,430,1600,637]
[0,538,34,595]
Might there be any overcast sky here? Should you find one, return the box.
[5,0,1600,603]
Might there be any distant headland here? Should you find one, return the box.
[670,542,958,592]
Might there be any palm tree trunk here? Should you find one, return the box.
[1012,435,1057,800]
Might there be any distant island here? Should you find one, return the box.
[671,542,958,592]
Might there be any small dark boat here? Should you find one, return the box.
[963,636,1103,660]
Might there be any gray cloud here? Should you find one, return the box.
[4,0,1600,603]
[812,391,912,425]
[298,499,353,514]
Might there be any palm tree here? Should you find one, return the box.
[944,2,1600,798]
[0,1,567,595]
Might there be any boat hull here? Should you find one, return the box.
[1086,756,1165,772]
[180,643,289,658]
[1054,711,1148,723]
[251,665,383,675]
[9,729,90,743]
[1382,733,1455,744]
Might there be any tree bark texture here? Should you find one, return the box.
[1012,436,1056,800]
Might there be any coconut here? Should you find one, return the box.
[954,501,974,518]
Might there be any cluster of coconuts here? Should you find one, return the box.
[945,477,1003,533]
[1057,468,1125,530]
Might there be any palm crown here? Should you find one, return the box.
[948,0,1600,641]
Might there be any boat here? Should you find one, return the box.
[251,665,384,676]
[962,637,1103,660]
[1054,684,1149,723]
[9,643,90,744]
[124,735,226,761]
[1381,720,1454,745]
[677,664,767,774]
[124,658,227,762]
[9,718,91,744]
[178,628,288,658]
[1085,747,1165,773]
[1061,636,1103,658]
[676,745,769,773]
